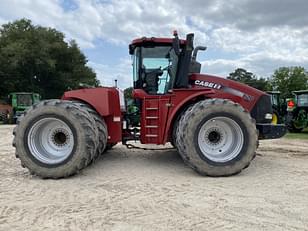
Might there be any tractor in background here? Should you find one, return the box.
[267,91,287,124]
[13,32,286,179]
[286,90,308,132]
[0,92,40,124]
[0,100,12,124]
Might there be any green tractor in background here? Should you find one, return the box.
[9,92,41,123]
[267,91,287,124]
[286,90,308,133]
[0,92,41,124]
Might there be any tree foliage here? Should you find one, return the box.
[124,87,133,100]
[271,66,308,98]
[0,19,99,99]
[227,68,270,91]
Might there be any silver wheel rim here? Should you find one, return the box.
[197,116,244,163]
[27,118,74,164]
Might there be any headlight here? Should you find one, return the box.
[265,113,273,120]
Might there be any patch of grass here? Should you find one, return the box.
[285,128,308,139]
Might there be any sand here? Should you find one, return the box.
[0,125,308,230]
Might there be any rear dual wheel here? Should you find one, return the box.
[13,100,107,179]
[72,102,108,159]
[176,99,258,176]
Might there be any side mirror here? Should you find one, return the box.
[129,44,135,55]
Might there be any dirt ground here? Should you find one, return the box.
[1,125,308,231]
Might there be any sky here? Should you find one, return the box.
[0,0,307,89]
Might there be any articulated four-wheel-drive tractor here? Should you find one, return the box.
[13,33,286,178]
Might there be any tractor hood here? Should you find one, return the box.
[190,73,265,103]
[189,73,272,123]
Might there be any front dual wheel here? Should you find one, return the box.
[176,99,258,176]
[197,116,244,163]
[13,100,107,179]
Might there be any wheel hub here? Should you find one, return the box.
[197,117,244,163]
[27,118,74,164]
[205,128,223,146]
[51,129,70,147]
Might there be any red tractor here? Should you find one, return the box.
[13,33,286,178]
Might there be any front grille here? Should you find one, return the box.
[251,95,273,123]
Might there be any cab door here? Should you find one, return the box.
[131,46,178,144]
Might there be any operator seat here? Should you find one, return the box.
[142,68,163,94]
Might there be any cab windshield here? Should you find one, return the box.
[297,94,308,107]
[270,94,278,106]
[17,94,33,106]
[132,46,178,94]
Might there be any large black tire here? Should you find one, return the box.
[287,122,304,133]
[286,112,304,133]
[171,104,193,147]
[12,100,99,179]
[105,143,117,151]
[176,98,258,177]
[171,115,180,147]
[72,101,108,159]
[0,111,9,124]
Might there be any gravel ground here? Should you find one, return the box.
[1,125,308,231]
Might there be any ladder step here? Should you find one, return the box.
[146,116,158,119]
[145,134,158,137]
[145,125,158,128]
[146,107,159,110]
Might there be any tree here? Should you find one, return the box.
[227,68,270,91]
[124,87,133,100]
[271,66,308,98]
[0,19,98,99]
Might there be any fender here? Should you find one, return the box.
[62,87,121,116]
[62,87,122,143]
[163,88,215,143]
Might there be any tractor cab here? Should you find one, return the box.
[129,32,206,95]
[267,91,280,107]
[131,43,178,94]
[266,91,287,124]
[287,90,308,112]
[294,90,308,107]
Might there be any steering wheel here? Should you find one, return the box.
[161,65,172,71]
